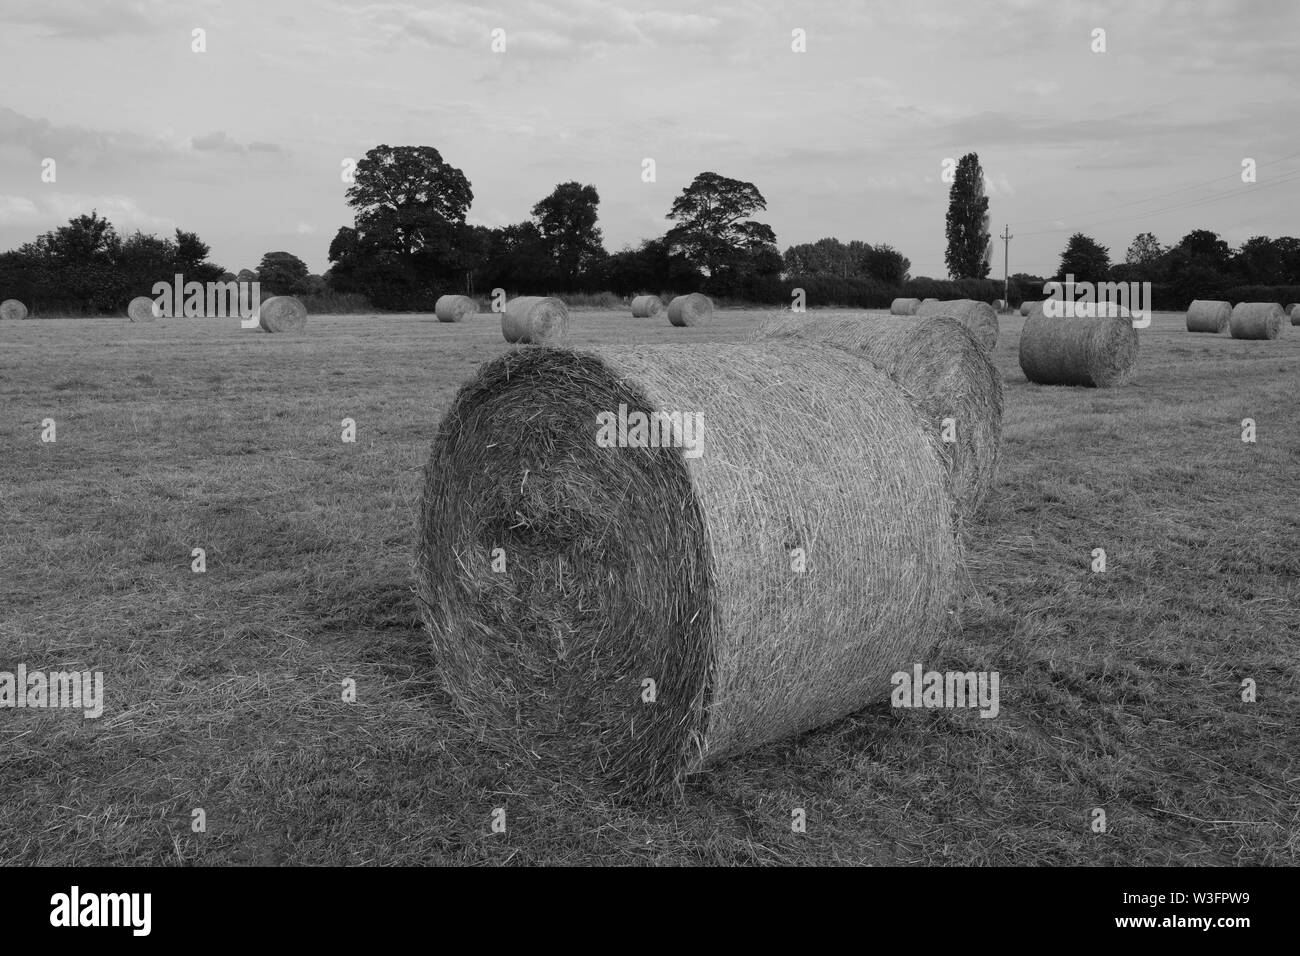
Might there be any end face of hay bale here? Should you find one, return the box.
[127,296,160,322]
[0,298,29,321]
[258,295,308,333]
[630,295,665,318]
[434,294,478,323]
[1186,300,1231,333]
[889,297,921,316]
[915,298,999,351]
[1228,302,1285,340]
[1018,310,1139,387]
[666,293,714,327]
[417,343,958,792]
[502,296,570,345]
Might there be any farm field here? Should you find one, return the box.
[1,308,1297,865]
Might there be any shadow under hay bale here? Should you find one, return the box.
[1186,300,1231,333]
[916,298,999,351]
[631,295,664,318]
[502,296,569,345]
[434,294,478,323]
[751,314,1002,523]
[128,296,159,322]
[1018,308,1138,387]
[889,297,920,316]
[416,343,959,795]
[0,299,28,321]
[1229,302,1286,340]
[258,295,308,333]
[666,293,713,327]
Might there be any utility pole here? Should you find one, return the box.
[1000,224,1013,307]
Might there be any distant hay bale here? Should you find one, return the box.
[751,314,1003,522]
[127,296,159,322]
[1018,308,1139,387]
[0,299,28,321]
[915,298,999,351]
[1229,302,1285,340]
[992,299,1006,311]
[630,295,664,318]
[1018,301,1038,317]
[416,343,958,793]
[502,296,570,345]
[666,293,713,327]
[1186,300,1231,333]
[1288,303,1300,324]
[889,297,921,315]
[258,295,308,333]
[435,294,478,323]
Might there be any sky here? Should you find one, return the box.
[2,0,1298,278]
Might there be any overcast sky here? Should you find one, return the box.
[2,0,1297,279]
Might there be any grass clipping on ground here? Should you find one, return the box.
[416,344,959,795]
[1019,307,1139,387]
[751,314,1003,523]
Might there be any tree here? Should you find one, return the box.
[862,243,911,284]
[1124,232,1165,267]
[1173,229,1232,271]
[944,153,991,279]
[1233,236,1284,284]
[174,229,224,283]
[665,172,777,279]
[1056,232,1111,283]
[531,182,605,290]
[257,251,310,295]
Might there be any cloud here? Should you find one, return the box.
[0,0,193,39]
[0,192,171,230]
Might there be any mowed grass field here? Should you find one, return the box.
[1,307,1297,866]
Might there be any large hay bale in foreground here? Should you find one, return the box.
[666,293,713,327]
[889,297,920,316]
[630,295,664,318]
[0,299,28,321]
[258,295,308,333]
[417,343,959,793]
[502,296,569,345]
[127,296,159,322]
[1019,308,1138,387]
[915,298,999,351]
[1229,302,1285,340]
[751,315,1002,522]
[434,294,478,323]
[1186,300,1230,333]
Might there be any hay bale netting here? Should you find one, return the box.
[666,293,714,327]
[1185,300,1231,333]
[501,296,570,345]
[127,296,159,322]
[434,294,478,323]
[1018,308,1139,387]
[417,343,959,793]
[630,295,665,318]
[915,298,999,351]
[1229,302,1286,340]
[0,299,28,321]
[751,315,1003,522]
[258,295,308,333]
[889,297,921,316]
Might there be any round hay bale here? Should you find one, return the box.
[1018,308,1138,387]
[889,297,921,316]
[666,293,713,327]
[502,296,570,345]
[1228,302,1285,340]
[1186,300,1231,333]
[915,298,999,351]
[434,294,478,323]
[258,295,308,333]
[630,295,664,318]
[127,296,159,322]
[751,314,1002,522]
[416,343,959,793]
[1018,301,1037,317]
[1287,303,1300,325]
[1,299,29,321]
